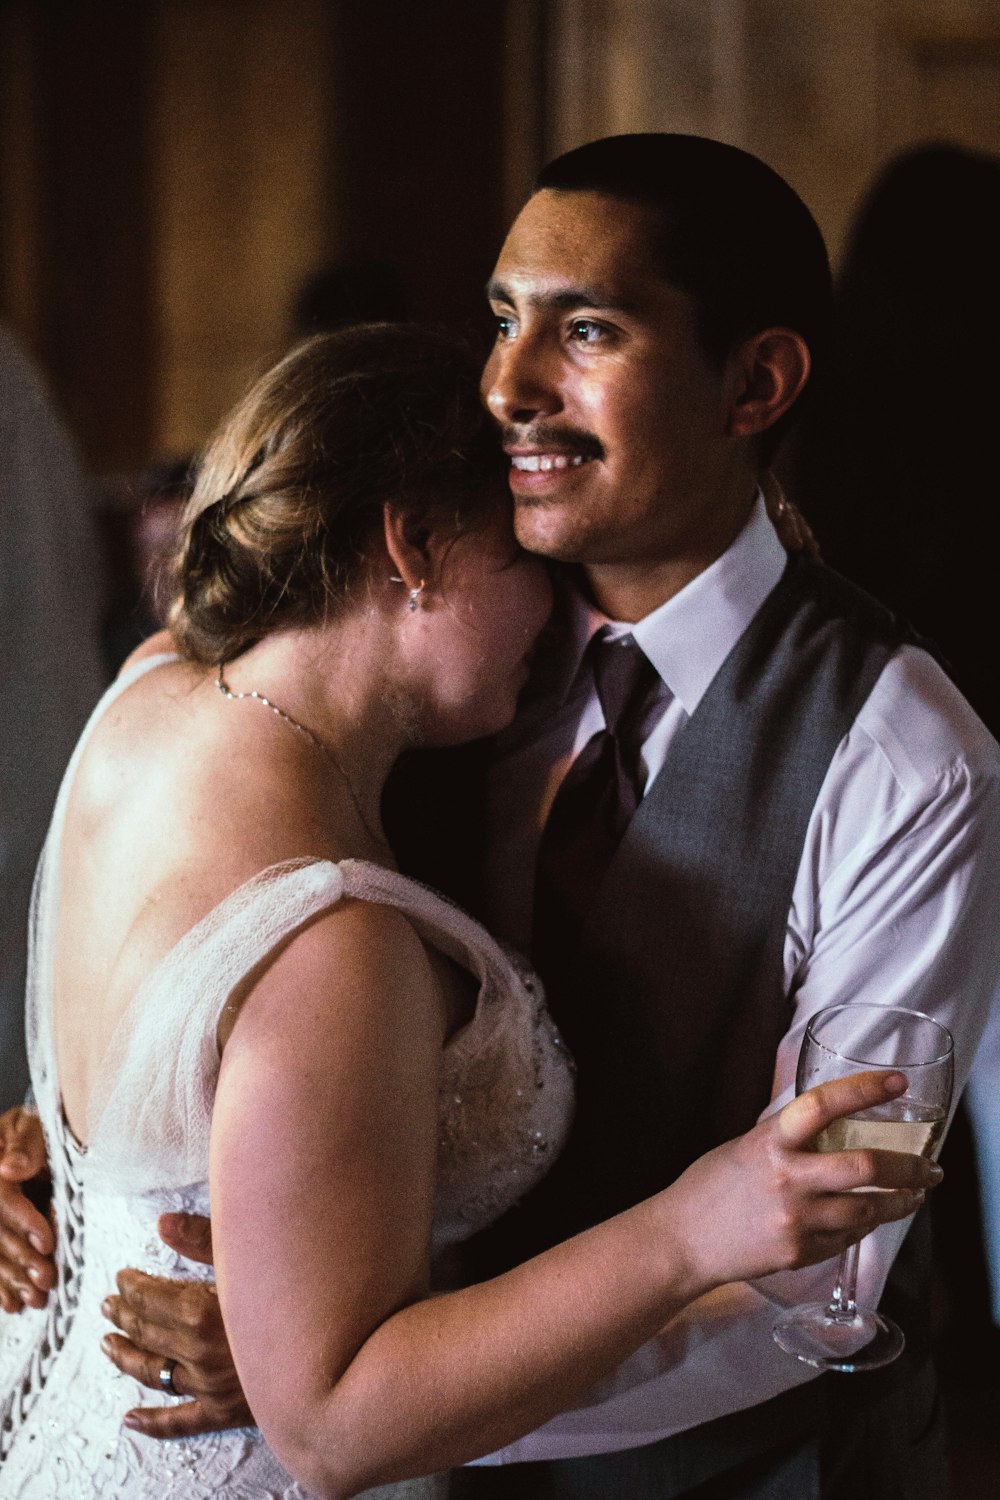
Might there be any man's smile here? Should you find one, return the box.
[509,452,592,472]
[502,430,605,493]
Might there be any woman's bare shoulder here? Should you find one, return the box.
[118,628,176,672]
[78,656,339,846]
[60,658,355,986]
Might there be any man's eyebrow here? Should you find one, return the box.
[485,278,639,315]
[485,278,514,305]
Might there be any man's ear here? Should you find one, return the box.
[725,328,811,441]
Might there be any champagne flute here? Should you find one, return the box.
[772,1002,953,1372]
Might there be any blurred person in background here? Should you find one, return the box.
[0,324,105,1110]
[95,456,195,674]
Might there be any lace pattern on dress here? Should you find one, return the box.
[1,656,106,1462]
[0,1122,84,1462]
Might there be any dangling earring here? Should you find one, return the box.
[389,575,427,612]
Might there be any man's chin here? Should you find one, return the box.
[513,504,586,564]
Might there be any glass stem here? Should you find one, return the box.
[828,1240,860,1318]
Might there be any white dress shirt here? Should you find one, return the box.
[476,496,1000,1462]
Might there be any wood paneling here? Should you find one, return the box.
[543,0,1000,265]
[6,0,993,470]
[2,2,157,470]
[327,0,506,340]
[0,3,43,354]
[1,0,511,466]
[150,0,330,458]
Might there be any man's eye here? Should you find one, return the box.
[494,314,516,341]
[568,319,606,344]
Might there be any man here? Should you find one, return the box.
[417,134,1000,1498]
[2,136,998,1498]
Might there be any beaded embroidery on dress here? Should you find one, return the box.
[0,657,574,1497]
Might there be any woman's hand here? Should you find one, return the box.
[101,1211,252,1438]
[668,1070,942,1292]
[0,1106,55,1313]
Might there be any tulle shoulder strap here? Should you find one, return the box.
[86,859,347,1194]
[338,859,520,1001]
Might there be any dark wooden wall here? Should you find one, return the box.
[329,0,507,339]
[0,0,529,472]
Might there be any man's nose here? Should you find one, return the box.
[482,335,562,426]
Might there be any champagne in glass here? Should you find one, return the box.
[816,1100,946,1159]
[772,1003,953,1373]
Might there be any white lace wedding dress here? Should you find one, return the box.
[0,657,575,1498]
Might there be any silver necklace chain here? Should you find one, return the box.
[214,670,388,849]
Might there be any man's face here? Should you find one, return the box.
[482,189,750,580]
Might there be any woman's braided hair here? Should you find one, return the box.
[168,323,504,665]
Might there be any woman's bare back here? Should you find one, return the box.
[52,655,353,1142]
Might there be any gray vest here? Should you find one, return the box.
[477,555,914,1260]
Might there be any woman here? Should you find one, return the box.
[0,325,936,1497]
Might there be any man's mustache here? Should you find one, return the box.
[500,425,605,462]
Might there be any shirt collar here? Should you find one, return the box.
[559,492,787,716]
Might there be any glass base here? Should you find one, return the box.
[772,1303,906,1372]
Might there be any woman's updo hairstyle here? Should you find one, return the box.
[168,323,504,665]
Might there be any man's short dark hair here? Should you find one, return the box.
[535,135,832,450]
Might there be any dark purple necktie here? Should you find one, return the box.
[532,628,660,972]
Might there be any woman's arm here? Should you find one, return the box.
[210,898,937,1500]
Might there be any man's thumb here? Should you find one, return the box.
[157,1211,214,1265]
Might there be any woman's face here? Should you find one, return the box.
[419,499,553,746]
